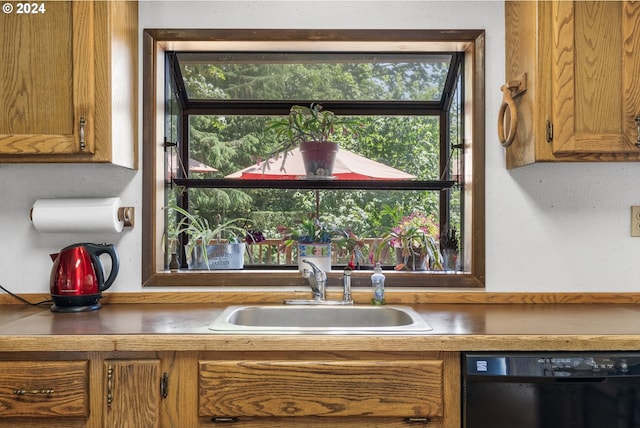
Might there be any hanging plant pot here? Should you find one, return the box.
[300,141,338,178]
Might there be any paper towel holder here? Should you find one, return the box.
[29,206,135,229]
[118,207,135,228]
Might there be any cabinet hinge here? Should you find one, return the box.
[161,372,169,399]
[546,120,553,143]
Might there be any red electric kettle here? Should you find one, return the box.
[49,243,119,312]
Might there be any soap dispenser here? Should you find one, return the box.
[371,262,386,305]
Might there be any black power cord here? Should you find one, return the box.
[0,284,52,307]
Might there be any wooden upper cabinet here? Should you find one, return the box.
[0,1,138,168]
[503,0,640,168]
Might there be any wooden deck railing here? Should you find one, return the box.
[245,239,293,265]
[245,238,388,266]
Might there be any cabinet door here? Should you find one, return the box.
[104,360,160,428]
[0,1,94,156]
[504,0,640,168]
[550,1,640,155]
[0,1,137,167]
[199,359,443,418]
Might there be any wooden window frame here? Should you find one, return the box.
[142,29,485,289]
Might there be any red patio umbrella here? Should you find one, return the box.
[168,153,218,179]
[225,147,416,180]
[226,147,415,217]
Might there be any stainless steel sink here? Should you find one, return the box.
[208,305,432,334]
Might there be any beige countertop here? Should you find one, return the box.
[1,303,640,352]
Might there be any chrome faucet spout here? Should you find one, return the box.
[302,259,326,301]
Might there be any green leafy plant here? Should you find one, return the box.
[168,204,250,268]
[333,229,367,269]
[373,204,443,271]
[264,103,360,170]
[277,215,367,268]
[277,215,340,245]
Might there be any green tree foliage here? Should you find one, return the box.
[170,55,460,246]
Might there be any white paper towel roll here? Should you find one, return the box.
[31,198,125,233]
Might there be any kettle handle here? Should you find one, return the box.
[85,243,120,292]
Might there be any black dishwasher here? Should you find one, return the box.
[463,352,640,428]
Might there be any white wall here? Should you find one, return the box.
[3,1,639,295]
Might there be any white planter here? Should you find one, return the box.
[297,242,332,272]
[186,243,245,270]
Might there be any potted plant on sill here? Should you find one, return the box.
[169,205,250,270]
[265,103,360,178]
[373,205,444,271]
[440,224,459,272]
[334,229,367,270]
[278,215,342,272]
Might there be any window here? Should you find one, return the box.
[143,29,485,289]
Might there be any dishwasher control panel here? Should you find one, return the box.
[465,352,640,378]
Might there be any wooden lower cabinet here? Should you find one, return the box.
[197,351,460,428]
[0,351,460,428]
[0,359,88,427]
[0,352,164,428]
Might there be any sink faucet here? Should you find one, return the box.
[284,260,353,305]
[302,259,326,301]
[296,260,353,305]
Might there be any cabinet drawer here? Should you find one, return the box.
[0,361,88,417]
[199,359,443,418]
